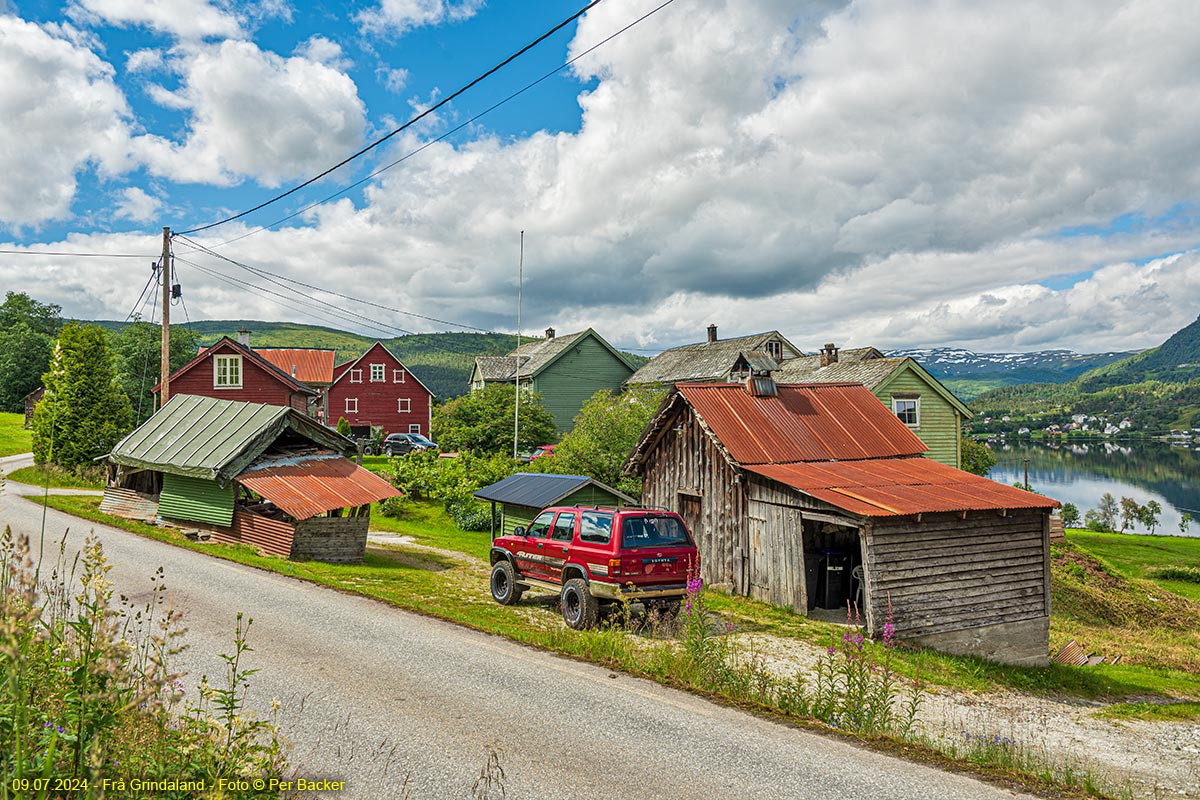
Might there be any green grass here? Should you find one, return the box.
[6,463,105,489]
[0,411,32,457]
[1067,528,1200,601]
[1094,700,1200,722]
[367,500,492,560]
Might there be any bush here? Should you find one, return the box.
[379,495,408,518]
[383,450,517,531]
[1148,565,1200,584]
[0,528,288,791]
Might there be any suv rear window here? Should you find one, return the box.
[579,512,614,544]
[620,515,691,548]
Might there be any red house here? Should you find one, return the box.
[153,336,317,412]
[326,342,434,437]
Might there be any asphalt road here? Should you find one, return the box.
[0,467,1036,800]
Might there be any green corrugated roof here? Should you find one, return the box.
[108,394,352,485]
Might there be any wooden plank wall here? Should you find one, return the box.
[640,405,747,592]
[748,501,805,610]
[865,509,1048,638]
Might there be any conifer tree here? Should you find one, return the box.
[32,323,133,468]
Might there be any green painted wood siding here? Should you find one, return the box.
[159,473,236,526]
[499,485,630,537]
[533,335,635,434]
[874,368,962,468]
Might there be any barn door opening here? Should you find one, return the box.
[802,520,864,623]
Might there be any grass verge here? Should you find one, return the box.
[1067,528,1200,602]
[1093,701,1200,722]
[5,463,105,489]
[0,411,31,457]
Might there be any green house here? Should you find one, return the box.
[469,328,637,435]
[775,345,972,468]
[474,472,637,539]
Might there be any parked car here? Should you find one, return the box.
[489,506,698,629]
[529,444,556,460]
[382,432,439,456]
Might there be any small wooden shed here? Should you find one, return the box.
[22,387,44,428]
[626,379,1058,666]
[474,473,636,539]
[102,395,400,563]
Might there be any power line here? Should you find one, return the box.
[176,0,606,236]
[205,0,680,250]
[175,235,488,333]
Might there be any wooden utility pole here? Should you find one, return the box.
[160,226,171,406]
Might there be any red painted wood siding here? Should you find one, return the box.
[167,343,310,412]
[327,342,432,436]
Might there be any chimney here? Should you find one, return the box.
[237,328,251,347]
[707,324,718,343]
[820,343,839,367]
[292,365,297,377]
[545,327,555,340]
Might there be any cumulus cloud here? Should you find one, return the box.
[68,0,242,39]
[136,40,367,186]
[294,35,351,71]
[114,187,161,222]
[356,0,484,36]
[377,65,409,93]
[125,47,165,73]
[0,16,137,227]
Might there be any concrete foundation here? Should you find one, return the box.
[908,616,1049,667]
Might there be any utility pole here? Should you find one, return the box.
[513,231,524,461]
[160,226,171,406]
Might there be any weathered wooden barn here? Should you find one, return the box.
[474,472,636,539]
[626,379,1058,665]
[101,395,400,563]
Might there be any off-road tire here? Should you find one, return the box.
[490,560,523,605]
[649,599,681,619]
[561,578,599,629]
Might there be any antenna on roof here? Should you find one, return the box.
[513,231,524,461]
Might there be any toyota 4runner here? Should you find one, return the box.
[489,506,698,629]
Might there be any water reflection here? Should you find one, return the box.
[988,440,1200,537]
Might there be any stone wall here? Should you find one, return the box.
[290,515,369,563]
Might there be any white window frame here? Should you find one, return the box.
[213,354,242,388]
[892,397,920,427]
[349,368,363,383]
[408,424,421,434]
[370,363,385,382]
[764,339,782,361]
[345,397,358,414]
[393,368,406,383]
[397,398,411,413]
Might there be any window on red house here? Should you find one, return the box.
[397,398,411,413]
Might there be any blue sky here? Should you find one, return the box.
[2,0,1200,355]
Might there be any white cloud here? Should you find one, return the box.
[68,0,242,39]
[0,16,137,227]
[378,66,409,93]
[114,186,161,222]
[294,35,351,71]
[125,47,164,73]
[356,0,484,36]
[136,40,367,187]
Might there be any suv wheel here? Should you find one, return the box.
[490,560,523,605]
[560,578,598,629]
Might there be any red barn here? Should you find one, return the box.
[154,336,317,413]
[326,342,434,437]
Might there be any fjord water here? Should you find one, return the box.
[989,440,1200,537]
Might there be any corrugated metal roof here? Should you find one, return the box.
[254,349,335,386]
[678,383,928,465]
[744,459,1059,517]
[473,472,636,508]
[626,331,804,385]
[108,394,353,484]
[236,451,401,520]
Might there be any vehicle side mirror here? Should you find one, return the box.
[512,526,525,537]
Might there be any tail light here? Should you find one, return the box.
[608,558,621,577]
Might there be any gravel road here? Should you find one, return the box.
[0,475,1038,800]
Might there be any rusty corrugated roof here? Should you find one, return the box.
[744,459,1058,517]
[254,349,335,386]
[678,382,928,465]
[236,451,400,520]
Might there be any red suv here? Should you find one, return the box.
[489,506,698,629]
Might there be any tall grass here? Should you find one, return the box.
[0,527,287,797]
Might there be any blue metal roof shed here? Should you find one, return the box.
[474,473,636,539]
